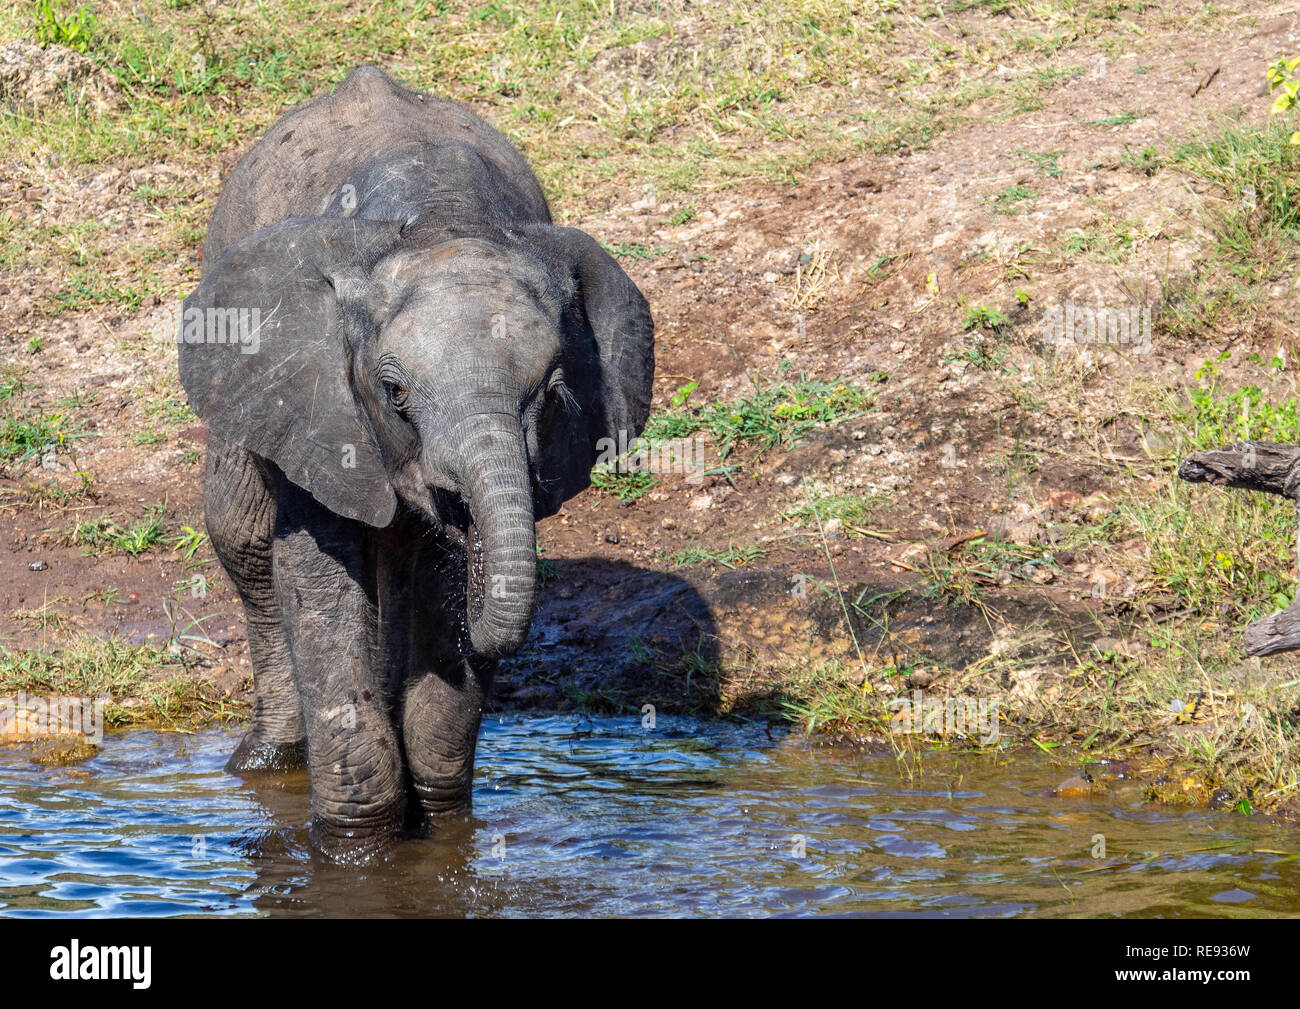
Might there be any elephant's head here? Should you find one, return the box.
[178,217,654,658]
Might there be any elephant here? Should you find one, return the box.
[178,66,654,861]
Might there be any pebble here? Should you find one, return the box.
[27,560,48,571]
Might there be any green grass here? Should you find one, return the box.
[1120,143,1162,176]
[1172,122,1300,273]
[989,183,1033,213]
[589,465,659,503]
[0,636,246,729]
[32,0,96,53]
[643,366,883,459]
[1021,148,1063,177]
[0,399,78,464]
[783,488,888,529]
[1057,223,1137,263]
[69,504,168,556]
[776,660,894,738]
[141,393,198,427]
[1121,367,1300,623]
[603,242,671,260]
[1089,110,1142,127]
[0,0,1186,321]
[669,543,767,569]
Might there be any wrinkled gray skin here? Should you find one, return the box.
[180,67,653,862]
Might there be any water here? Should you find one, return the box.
[1,715,1298,917]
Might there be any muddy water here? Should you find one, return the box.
[1,715,1298,917]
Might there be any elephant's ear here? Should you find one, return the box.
[178,217,403,527]
[523,225,655,517]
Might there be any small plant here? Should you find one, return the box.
[25,337,43,354]
[1020,149,1063,177]
[536,546,561,585]
[33,0,97,53]
[589,464,658,503]
[783,488,889,530]
[0,370,25,404]
[144,397,198,425]
[642,366,882,460]
[990,184,1033,213]
[962,304,1009,333]
[669,542,767,569]
[70,504,167,556]
[669,380,697,408]
[174,574,210,598]
[0,405,77,465]
[1120,143,1162,176]
[167,525,208,560]
[602,242,670,260]
[864,251,908,282]
[946,337,1010,373]
[1267,55,1300,143]
[1089,110,1142,127]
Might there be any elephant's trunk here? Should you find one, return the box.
[452,414,537,658]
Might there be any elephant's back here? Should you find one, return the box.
[202,66,551,268]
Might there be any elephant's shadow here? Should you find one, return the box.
[497,557,721,715]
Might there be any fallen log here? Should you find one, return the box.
[1178,441,1300,656]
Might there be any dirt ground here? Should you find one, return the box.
[4,2,1300,809]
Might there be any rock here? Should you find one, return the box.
[1048,490,1082,513]
[1027,566,1055,585]
[0,42,123,115]
[30,738,98,766]
[1055,775,1094,798]
[27,560,47,571]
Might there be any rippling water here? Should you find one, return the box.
[1,715,1297,917]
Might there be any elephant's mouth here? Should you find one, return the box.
[431,488,471,546]
[430,490,487,624]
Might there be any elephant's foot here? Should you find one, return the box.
[225,731,308,774]
[407,780,473,834]
[310,814,402,864]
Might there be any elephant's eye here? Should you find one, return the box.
[383,381,409,410]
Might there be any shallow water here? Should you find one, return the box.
[1,714,1298,917]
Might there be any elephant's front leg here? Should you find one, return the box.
[402,655,494,827]
[400,547,494,828]
[273,484,404,861]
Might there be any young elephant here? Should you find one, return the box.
[179,66,654,861]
